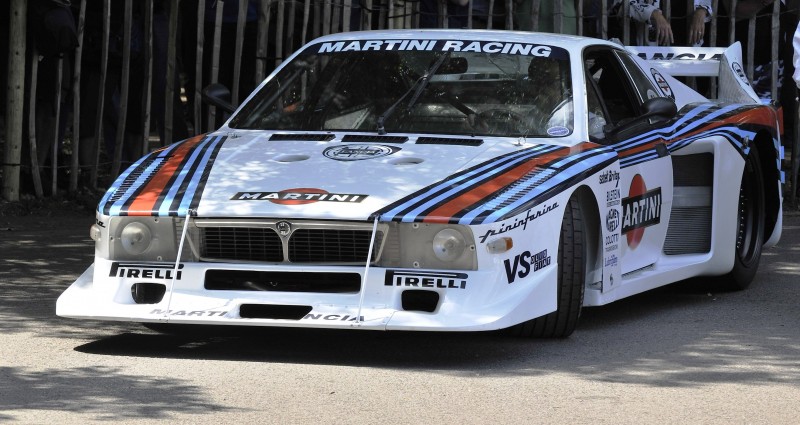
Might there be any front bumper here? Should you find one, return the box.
[56,258,558,331]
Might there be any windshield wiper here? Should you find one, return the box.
[376,52,451,135]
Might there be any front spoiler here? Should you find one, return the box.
[56,261,558,332]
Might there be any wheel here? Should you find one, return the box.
[507,198,586,338]
[722,148,765,290]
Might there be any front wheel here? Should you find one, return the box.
[722,148,765,290]
[506,198,586,338]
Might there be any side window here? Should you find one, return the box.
[615,51,661,102]
[583,49,639,126]
[585,74,608,140]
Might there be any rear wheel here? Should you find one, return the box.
[507,198,586,338]
[722,148,765,290]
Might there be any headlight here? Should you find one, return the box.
[379,223,477,270]
[120,222,153,255]
[432,228,466,262]
[106,217,185,261]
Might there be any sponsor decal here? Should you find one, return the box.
[504,249,551,284]
[599,169,620,187]
[150,309,227,317]
[303,314,365,322]
[731,62,750,86]
[384,270,468,289]
[637,52,722,62]
[318,40,558,58]
[232,188,368,205]
[607,188,621,207]
[323,144,400,161]
[478,202,558,243]
[95,219,106,228]
[547,126,570,137]
[110,262,184,280]
[650,68,673,99]
[606,209,620,232]
[604,254,618,268]
[622,174,662,249]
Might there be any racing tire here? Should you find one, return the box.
[507,198,586,338]
[721,148,765,290]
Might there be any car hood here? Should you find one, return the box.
[98,132,616,225]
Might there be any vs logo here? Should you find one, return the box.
[504,249,551,284]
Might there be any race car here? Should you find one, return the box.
[57,30,783,337]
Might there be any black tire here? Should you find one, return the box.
[722,148,765,290]
[507,198,586,338]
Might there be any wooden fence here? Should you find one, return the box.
[2,0,798,202]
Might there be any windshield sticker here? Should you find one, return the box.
[316,40,567,59]
[547,126,570,137]
[323,144,401,161]
[650,68,673,99]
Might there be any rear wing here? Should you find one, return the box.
[625,42,760,104]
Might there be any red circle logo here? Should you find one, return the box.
[626,174,646,249]
[270,188,328,205]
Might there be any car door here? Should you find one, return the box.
[583,47,674,277]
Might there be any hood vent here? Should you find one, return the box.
[269,133,335,141]
[341,134,408,143]
[416,137,483,146]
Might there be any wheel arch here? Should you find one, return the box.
[571,184,602,290]
[751,130,780,241]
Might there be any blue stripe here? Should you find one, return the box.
[379,145,558,221]
[479,152,615,224]
[176,135,225,216]
[157,135,218,216]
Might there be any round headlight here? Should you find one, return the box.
[432,228,466,262]
[120,222,153,255]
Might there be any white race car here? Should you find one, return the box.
[57,30,783,337]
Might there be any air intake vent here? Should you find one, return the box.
[664,207,712,254]
[416,137,483,146]
[269,133,335,141]
[341,134,408,143]
[206,270,361,293]
[239,304,313,320]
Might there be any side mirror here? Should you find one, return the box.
[641,97,677,122]
[604,97,678,141]
[202,83,236,114]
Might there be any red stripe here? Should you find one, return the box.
[126,134,206,216]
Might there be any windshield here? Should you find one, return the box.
[229,39,573,138]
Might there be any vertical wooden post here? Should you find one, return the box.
[769,1,779,103]
[28,48,44,198]
[577,0,583,35]
[506,0,513,30]
[363,0,373,30]
[233,0,247,106]
[710,0,719,96]
[91,0,111,188]
[342,0,352,32]
[51,58,64,196]
[142,0,153,156]
[255,0,271,84]
[487,0,494,29]
[322,0,331,35]
[601,0,608,39]
[194,0,205,133]
[745,16,755,81]
[208,1,224,132]
[530,0,540,32]
[287,0,297,49]
[3,0,26,201]
[276,0,285,66]
[111,0,133,178]
[554,0,563,34]
[622,0,630,45]
[165,0,179,142]
[302,0,311,45]
[729,0,738,45]
[70,0,87,191]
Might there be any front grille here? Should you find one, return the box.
[289,229,380,263]
[196,220,385,264]
[202,227,283,262]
